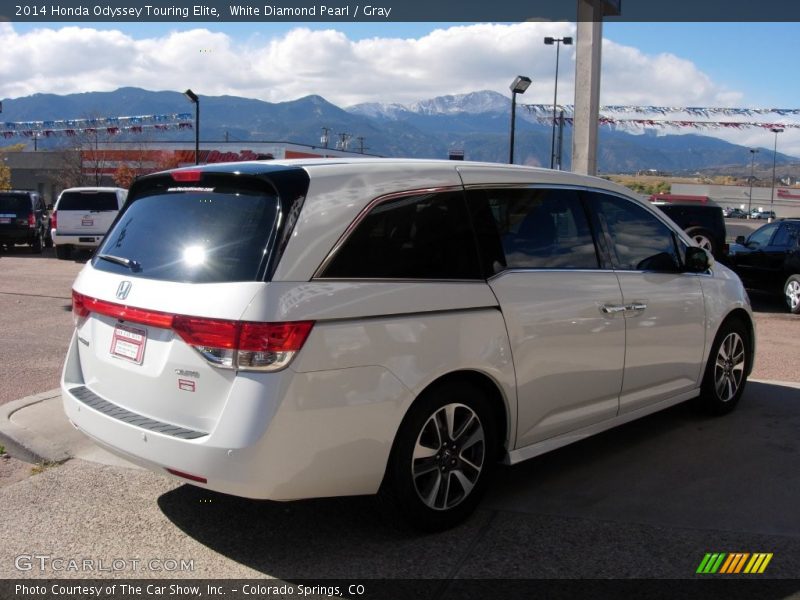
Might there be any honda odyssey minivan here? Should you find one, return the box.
[62,159,755,530]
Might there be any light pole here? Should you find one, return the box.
[747,148,758,217]
[508,75,532,164]
[183,89,200,165]
[770,127,783,221]
[544,35,572,169]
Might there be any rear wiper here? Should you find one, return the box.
[97,253,141,272]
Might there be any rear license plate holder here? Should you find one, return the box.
[110,323,147,365]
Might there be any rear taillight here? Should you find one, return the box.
[72,291,90,327]
[71,290,313,371]
[28,213,35,228]
[51,211,57,230]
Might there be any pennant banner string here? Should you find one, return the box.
[535,117,799,130]
[522,104,800,117]
[0,121,193,140]
[1,113,193,132]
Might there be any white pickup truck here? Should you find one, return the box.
[51,187,127,259]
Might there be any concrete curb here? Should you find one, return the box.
[0,388,68,464]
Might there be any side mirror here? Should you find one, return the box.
[685,246,713,273]
[735,235,746,245]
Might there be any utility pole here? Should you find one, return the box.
[356,136,368,154]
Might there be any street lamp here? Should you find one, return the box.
[770,127,783,221]
[544,35,572,169]
[508,75,532,164]
[183,89,200,165]
[747,148,759,217]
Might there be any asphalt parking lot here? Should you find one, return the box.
[0,241,798,591]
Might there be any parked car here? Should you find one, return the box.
[724,207,748,219]
[650,199,728,259]
[728,218,800,314]
[62,159,755,531]
[0,190,52,253]
[750,209,776,220]
[51,187,127,259]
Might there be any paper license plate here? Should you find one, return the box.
[81,218,94,226]
[110,324,147,364]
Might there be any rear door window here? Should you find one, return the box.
[93,189,280,283]
[58,191,119,211]
[321,191,481,279]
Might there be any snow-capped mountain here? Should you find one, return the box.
[349,90,511,119]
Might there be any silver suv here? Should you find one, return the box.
[62,159,754,530]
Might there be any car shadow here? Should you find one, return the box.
[748,290,788,314]
[156,381,800,580]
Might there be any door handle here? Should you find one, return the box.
[625,302,647,314]
[600,304,626,314]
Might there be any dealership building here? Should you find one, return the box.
[3,141,375,204]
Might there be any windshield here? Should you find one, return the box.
[92,189,280,283]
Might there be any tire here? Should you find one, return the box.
[55,245,72,260]
[697,319,750,415]
[31,231,43,254]
[785,274,800,315]
[686,227,717,258]
[379,380,497,532]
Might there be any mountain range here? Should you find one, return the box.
[1,87,796,173]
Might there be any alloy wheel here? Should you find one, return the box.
[714,331,745,402]
[786,279,800,312]
[411,403,485,511]
[692,234,713,253]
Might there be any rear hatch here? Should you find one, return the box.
[0,194,32,235]
[55,190,120,237]
[69,166,310,433]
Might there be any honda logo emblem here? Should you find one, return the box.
[116,280,132,300]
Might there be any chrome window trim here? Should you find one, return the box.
[311,185,466,280]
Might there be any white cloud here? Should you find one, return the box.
[1,21,798,155]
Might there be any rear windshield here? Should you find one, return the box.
[92,190,280,283]
[58,191,119,211]
[0,195,31,213]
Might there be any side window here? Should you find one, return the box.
[590,193,681,272]
[468,187,599,272]
[747,223,779,249]
[771,223,797,248]
[322,191,481,279]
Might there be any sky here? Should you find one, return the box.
[2,20,800,157]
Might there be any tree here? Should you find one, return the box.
[0,144,26,190]
[0,161,10,190]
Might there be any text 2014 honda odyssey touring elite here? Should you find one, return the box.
[63,159,754,530]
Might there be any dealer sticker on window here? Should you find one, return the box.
[110,323,147,364]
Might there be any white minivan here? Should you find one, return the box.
[62,159,754,530]
[51,187,127,259]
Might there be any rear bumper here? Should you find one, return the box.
[52,231,104,248]
[0,229,34,244]
[61,332,409,500]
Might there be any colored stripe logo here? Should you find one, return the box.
[697,553,773,574]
